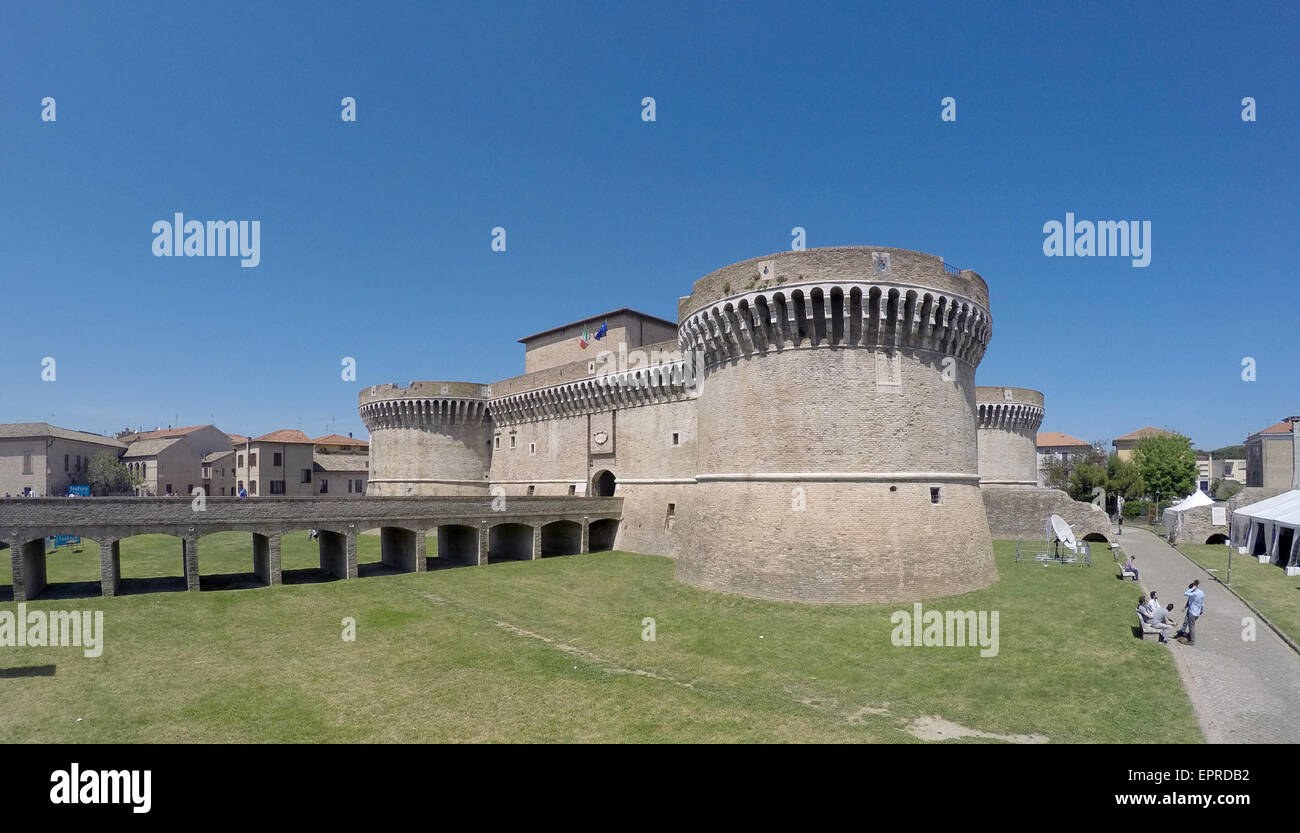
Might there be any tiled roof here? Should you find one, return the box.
[1037,432,1090,448]
[129,424,211,440]
[122,437,184,457]
[202,450,235,463]
[251,429,315,444]
[312,453,369,472]
[313,434,368,447]
[1114,426,1177,442]
[0,422,126,448]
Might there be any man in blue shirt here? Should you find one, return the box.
[1179,580,1205,645]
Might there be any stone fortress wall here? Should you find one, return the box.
[975,386,1111,541]
[361,246,1107,603]
[975,387,1043,487]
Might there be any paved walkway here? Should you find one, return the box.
[1118,528,1300,743]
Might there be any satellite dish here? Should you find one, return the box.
[1048,514,1078,551]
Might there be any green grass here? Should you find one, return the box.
[0,539,1202,743]
[1178,543,1300,645]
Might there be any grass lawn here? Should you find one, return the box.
[1178,543,1300,646]
[0,538,1202,743]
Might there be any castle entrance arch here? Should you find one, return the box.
[591,470,616,497]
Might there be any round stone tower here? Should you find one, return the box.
[975,387,1044,487]
[358,381,492,496]
[674,246,996,603]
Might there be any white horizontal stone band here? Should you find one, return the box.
[980,479,1039,486]
[695,472,979,484]
[370,478,488,486]
[489,479,586,485]
[615,477,699,485]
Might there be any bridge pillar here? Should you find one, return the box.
[478,522,490,566]
[100,537,121,597]
[319,529,358,579]
[182,535,200,591]
[581,518,590,554]
[531,526,542,560]
[253,533,282,586]
[380,527,424,572]
[11,538,48,602]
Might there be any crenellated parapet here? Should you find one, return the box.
[976,401,1045,432]
[488,361,693,426]
[678,279,992,370]
[359,382,491,431]
[975,386,1045,486]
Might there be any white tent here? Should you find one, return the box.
[1168,488,1214,512]
[1230,489,1300,573]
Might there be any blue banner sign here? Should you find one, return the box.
[51,535,81,547]
[68,485,90,497]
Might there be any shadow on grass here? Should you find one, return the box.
[118,576,188,596]
[0,665,56,678]
[36,581,104,601]
[200,572,269,592]
[357,562,403,579]
[282,567,337,586]
[425,556,472,572]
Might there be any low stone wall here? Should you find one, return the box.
[981,485,1112,541]
[1163,504,1229,546]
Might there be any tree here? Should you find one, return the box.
[1132,434,1197,507]
[1068,461,1108,502]
[85,453,141,496]
[1105,453,1146,501]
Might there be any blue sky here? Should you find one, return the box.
[1,1,1295,450]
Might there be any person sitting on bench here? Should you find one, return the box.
[1148,603,1177,645]
[1123,554,1139,580]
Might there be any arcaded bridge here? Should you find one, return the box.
[0,496,622,601]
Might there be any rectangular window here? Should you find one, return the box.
[320,479,328,494]
[529,442,536,455]
[930,487,941,504]
[269,481,283,495]
[238,454,244,467]
[64,454,69,471]
[186,484,193,495]
[510,436,516,449]
[272,452,281,466]
[495,436,500,449]
[672,432,680,446]
[568,485,576,495]
[250,481,258,494]
[301,469,312,484]
[250,452,258,466]
[22,453,32,475]
[166,483,173,494]
[347,479,353,494]
[202,466,211,478]
[527,485,535,495]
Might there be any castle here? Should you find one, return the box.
[360,246,1108,604]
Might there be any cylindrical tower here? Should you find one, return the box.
[674,246,996,603]
[359,382,492,495]
[975,387,1044,487]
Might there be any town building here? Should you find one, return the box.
[312,434,369,496]
[0,423,126,497]
[235,429,317,496]
[1112,426,1180,462]
[1245,417,1299,490]
[1035,431,1093,487]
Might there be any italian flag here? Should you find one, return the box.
[579,325,590,349]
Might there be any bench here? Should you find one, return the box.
[1118,565,1137,581]
[1136,610,1165,641]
